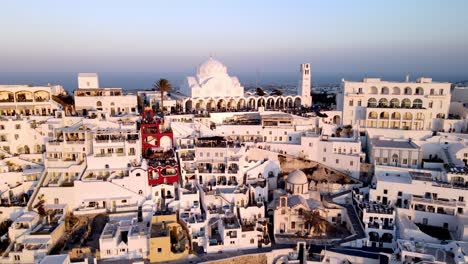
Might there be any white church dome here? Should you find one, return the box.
[287,169,308,185]
[197,57,228,77]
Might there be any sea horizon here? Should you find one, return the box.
[0,71,466,92]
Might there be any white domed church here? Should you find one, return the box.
[181,58,244,98]
[179,58,311,112]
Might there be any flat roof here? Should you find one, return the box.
[371,139,419,149]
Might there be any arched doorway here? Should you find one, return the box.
[333,115,341,125]
[185,100,193,112]
[217,99,226,111]
[257,98,265,108]
[266,98,275,109]
[294,98,301,108]
[248,98,256,109]
[276,98,284,109]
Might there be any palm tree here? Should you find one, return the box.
[271,89,283,96]
[256,87,266,96]
[153,79,173,113]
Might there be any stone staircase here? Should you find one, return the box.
[340,203,366,243]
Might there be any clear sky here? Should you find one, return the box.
[1,0,468,81]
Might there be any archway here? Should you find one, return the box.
[276,98,284,109]
[285,97,293,108]
[185,100,193,112]
[367,98,377,107]
[160,136,172,150]
[227,99,236,110]
[333,115,341,125]
[266,98,275,109]
[368,231,379,242]
[381,233,393,243]
[237,99,246,110]
[294,97,301,108]
[217,99,226,111]
[247,98,256,109]
[206,99,215,111]
[257,98,265,108]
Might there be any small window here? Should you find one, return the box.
[136,173,141,177]
[121,199,127,203]
[157,248,162,253]
[15,124,21,129]
[384,189,388,194]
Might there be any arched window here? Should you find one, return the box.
[391,112,401,119]
[368,111,378,119]
[381,87,389,94]
[390,98,399,108]
[404,87,412,95]
[392,87,400,95]
[380,112,389,119]
[96,101,102,107]
[430,89,435,95]
[415,87,424,95]
[378,98,388,107]
[370,87,378,94]
[367,98,377,107]
[401,99,411,108]
[403,112,413,120]
[392,154,399,163]
[413,99,423,109]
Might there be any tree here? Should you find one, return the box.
[256,87,266,96]
[344,125,353,137]
[153,79,173,112]
[336,127,343,137]
[271,89,283,96]
[303,210,329,236]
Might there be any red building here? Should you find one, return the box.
[141,109,179,185]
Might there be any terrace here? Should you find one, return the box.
[195,136,242,148]
[147,150,178,168]
[409,171,433,182]
[223,215,240,229]
[411,195,465,208]
[358,201,394,215]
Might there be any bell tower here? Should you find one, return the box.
[297,63,312,107]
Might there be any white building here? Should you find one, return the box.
[99,218,149,260]
[180,58,307,112]
[74,73,138,116]
[0,84,65,116]
[338,77,452,130]
[369,138,422,168]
